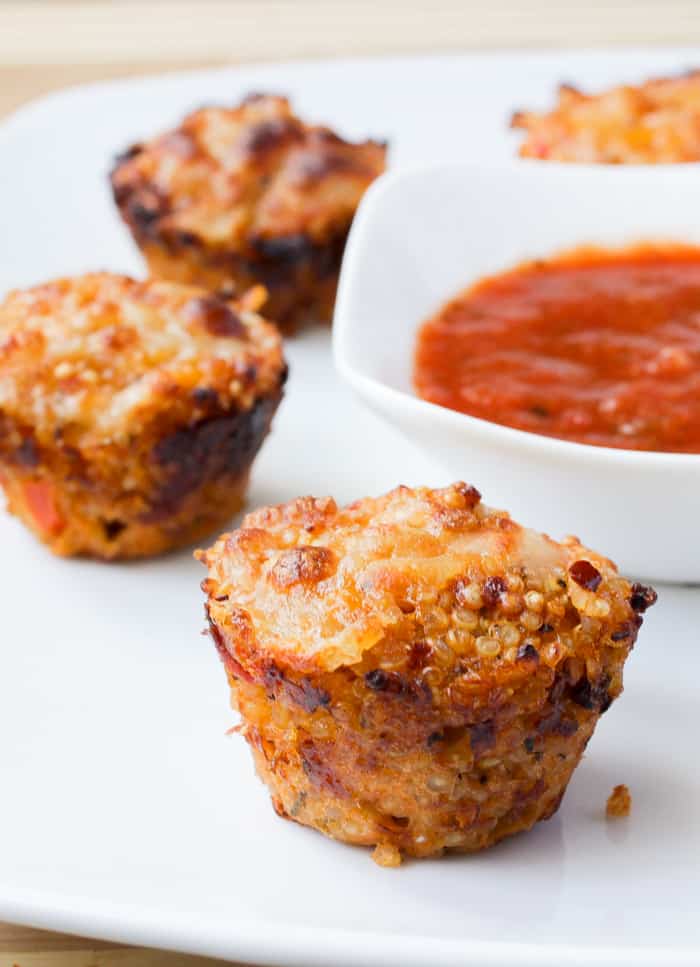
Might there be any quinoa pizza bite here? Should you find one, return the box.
[0,273,286,559]
[199,482,656,864]
[512,71,700,163]
[110,94,387,331]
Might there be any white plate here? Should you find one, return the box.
[0,52,698,967]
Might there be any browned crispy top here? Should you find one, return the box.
[512,72,700,163]
[200,482,647,673]
[0,273,284,446]
[111,94,387,253]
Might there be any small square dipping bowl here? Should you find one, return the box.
[333,162,700,583]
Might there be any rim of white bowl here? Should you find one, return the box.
[333,161,700,470]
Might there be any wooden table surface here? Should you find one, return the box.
[1,1,699,963]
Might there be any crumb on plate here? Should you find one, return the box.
[372,842,402,868]
[606,783,632,817]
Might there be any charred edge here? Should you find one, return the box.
[247,227,349,283]
[310,128,348,147]
[191,387,220,407]
[513,777,547,813]
[365,669,405,694]
[101,518,126,541]
[611,627,631,641]
[263,663,330,713]
[569,672,613,713]
[537,705,579,738]
[239,117,302,154]
[454,481,482,507]
[112,181,171,241]
[300,740,348,797]
[111,143,144,169]
[469,719,496,754]
[129,196,169,238]
[174,230,201,247]
[14,436,40,468]
[241,91,276,105]
[482,576,507,608]
[536,666,611,736]
[611,614,644,642]
[426,730,444,748]
[629,583,658,613]
[364,668,433,705]
[183,296,246,338]
[251,234,316,264]
[541,788,566,821]
[144,391,281,523]
[57,442,91,485]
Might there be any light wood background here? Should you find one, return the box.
[1,0,697,964]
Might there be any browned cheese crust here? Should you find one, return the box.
[0,274,286,558]
[512,72,700,163]
[199,483,656,862]
[110,94,387,330]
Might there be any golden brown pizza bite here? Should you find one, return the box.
[512,72,700,163]
[0,273,286,559]
[110,94,387,330]
[199,482,655,863]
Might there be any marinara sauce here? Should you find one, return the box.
[414,244,700,453]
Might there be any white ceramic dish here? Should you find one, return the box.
[335,162,700,583]
[1,52,699,967]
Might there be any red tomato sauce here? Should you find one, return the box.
[414,244,700,453]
